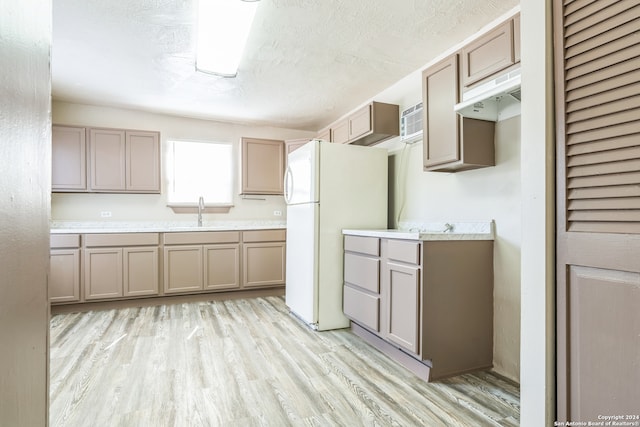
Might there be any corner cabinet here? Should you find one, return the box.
[241,137,285,195]
[343,234,494,381]
[422,54,495,172]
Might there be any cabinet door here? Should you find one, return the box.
[285,138,311,161]
[84,248,123,300]
[89,128,126,191]
[52,126,87,191]
[243,242,286,288]
[422,55,460,168]
[331,119,349,144]
[123,247,158,297]
[386,262,420,354]
[126,131,160,192]
[241,137,285,195]
[461,20,514,88]
[49,249,80,303]
[349,104,372,140]
[204,244,240,290]
[163,246,203,293]
[513,14,520,63]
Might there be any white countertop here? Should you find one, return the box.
[343,221,494,241]
[50,221,287,234]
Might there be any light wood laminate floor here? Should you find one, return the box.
[50,296,520,426]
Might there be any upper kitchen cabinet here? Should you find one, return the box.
[460,15,519,90]
[323,101,400,146]
[316,127,331,142]
[89,128,160,193]
[241,137,285,195]
[285,138,311,157]
[52,125,87,191]
[422,54,495,172]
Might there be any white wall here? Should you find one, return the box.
[52,101,316,223]
[0,0,51,424]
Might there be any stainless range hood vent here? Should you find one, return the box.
[454,67,521,122]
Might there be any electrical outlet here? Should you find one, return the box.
[100,211,112,218]
[273,210,282,216]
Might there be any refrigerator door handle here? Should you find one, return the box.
[284,165,294,204]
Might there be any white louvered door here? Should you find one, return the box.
[555,0,640,421]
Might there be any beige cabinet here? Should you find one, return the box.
[285,138,311,159]
[385,240,421,354]
[89,128,160,193]
[422,54,495,172]
[163,231,240,294]
[90,128,126,191]
[123,247,159,297]
[344,234,494,381]
[460,18,516,89]
[331,119,350,144]
[204,244,240,291]
[126,131,161,192]
[242,230,286,288]
[84,248,124,300]
[241,137,285,195]
[316,127,331,142]
[326,102,399,146]
[52,126,87,192]
[343,236,381,332]
[84,233,159,301]
[49,234,81,303]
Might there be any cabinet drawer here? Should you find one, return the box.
[343,285,380,332]
[242,229,285,243]
[344,235,380,256]
[344,253,380,293]
[50,234,80,249]
[163,231,240,245]
[84,233,159,247]
[387,240,421,265]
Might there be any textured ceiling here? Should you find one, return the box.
[52,0,519,131]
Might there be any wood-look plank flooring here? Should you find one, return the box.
[50,296,520,426]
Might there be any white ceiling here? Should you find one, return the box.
[52,0,519,131]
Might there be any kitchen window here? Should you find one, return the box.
[167,140,234,212]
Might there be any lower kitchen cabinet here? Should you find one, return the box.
[49,234,81,303]
[163,231,240,294]
[84,233,160,301]
[343,234,494,381]
[49,229,284,306]
[123,247,159,297]
[204,244,240,291]
[242,229,286,288]
[85,248,124,300]
[163,246,204,293]
[386,261,420,354]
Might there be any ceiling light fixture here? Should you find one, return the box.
[196,0,260,77]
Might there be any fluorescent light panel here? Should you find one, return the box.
[196,0,259,77]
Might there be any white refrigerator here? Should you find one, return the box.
[284,139,388,331]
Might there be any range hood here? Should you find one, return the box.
[454,68,521,122]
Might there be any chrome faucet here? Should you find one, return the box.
[443,223,454,233]
[198,196,205,227]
